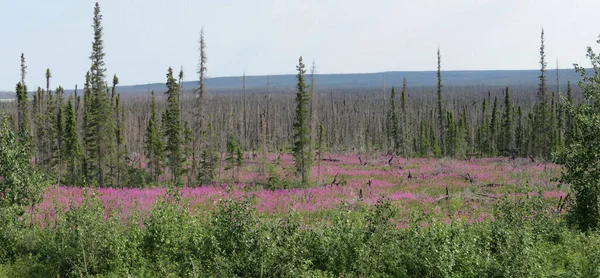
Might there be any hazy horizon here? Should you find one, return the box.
[2,0,600,91]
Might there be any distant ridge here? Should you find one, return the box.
[116,69,582,94]
[0,69,583,98]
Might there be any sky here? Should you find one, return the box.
[1,0,600,91]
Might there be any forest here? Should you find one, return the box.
[2,2,600,277]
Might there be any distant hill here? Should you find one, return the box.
[0,69,583,98]
[117,69,582,95]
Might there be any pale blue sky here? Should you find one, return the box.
[1,0,599,91]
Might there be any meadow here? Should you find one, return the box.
[34,153,565,227]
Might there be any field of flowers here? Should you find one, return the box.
[33,153,566,226]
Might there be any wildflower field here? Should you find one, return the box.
[35,154,565,227]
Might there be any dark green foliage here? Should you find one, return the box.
[477,99,490,156]
[489,96,499,156]
[555,36,600,231]
[225,134,243,182]
[15,81,32,149]
[197,149,218,186]
[388,87,401,155]
[145,91,164,184]
[400,78,409,157]
[63,96,83,185]
[533,29,552,159]
[501,87,514,154]
[114,93,128,186]
[163,67,184,184]
[515,106,524,155]
[292,56,313,184]
[87,2,116,186]
[419,120,429,157]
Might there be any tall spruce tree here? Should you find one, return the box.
[16,54,32,148]
[292,56,313,184]
[533,28,550,158]
[163,67,184,184]
[87,2,115,186]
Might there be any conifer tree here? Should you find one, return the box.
[436,48,445,155]
[400,78,409,157]
[477,99,489,156]
[565,81,575,146]
[292,56,313,184]
[20,53,26,86]
[63,96,83,185]
[430,121,441,157]
[501,87,514,154]
[15,82,31,148]
[419,120,429,157]
[515,106,524,155]
[55,86,65,185]
[87,2,115,186]
[389,87,400,155]
[533,28,550,158]
[145,91,164,184]
[16,54,32,148]
[445,111,456,157]
[163,67,184,184]
[489,96,499,156]
[114,93,127,185]
[226,134,243,182]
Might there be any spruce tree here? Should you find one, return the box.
[114,93,127,185]
[15,82,31,148]
[163,67,184,184]
[436,48,445,155]
[292,56,313,184]
[389,87,400,155]
[515,106,524,156]
[16,54,32,148]
[63,96,83,185]
[419,120,429,157]
[400,78,409,157]
[145,91,164,184]
[87,2,115,186]
[55,86,65,185]
[489,96,499,156]
[226,134,242,182]
[445,111,456,157]
[477,99,489,156]
[501,87,514,154]
[533,28,550,158]
[565,81,575,146]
